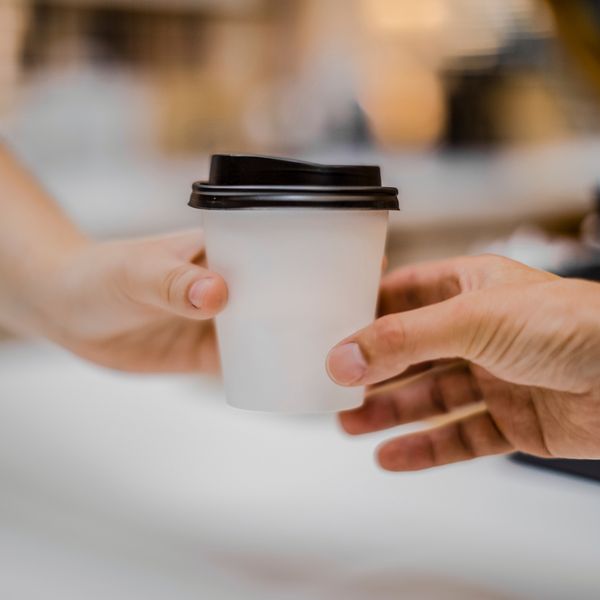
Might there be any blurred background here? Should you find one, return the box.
[2,0,600,263]
[2,1,600,599]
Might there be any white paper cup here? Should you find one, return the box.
[190,155,399,413]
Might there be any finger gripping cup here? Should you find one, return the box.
[189,155,399,413]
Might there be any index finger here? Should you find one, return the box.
[378,254,540,315]
[378,256,468,315]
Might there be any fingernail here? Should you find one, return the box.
[327,342,367,385]
[188,278,214,309]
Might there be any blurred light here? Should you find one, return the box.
[358,59,445,148]
[361,0,449,34]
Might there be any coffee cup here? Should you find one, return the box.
[189,154,399,412]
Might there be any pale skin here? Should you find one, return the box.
[0,144,227,374]
[2,145,600,473]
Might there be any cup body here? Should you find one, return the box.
[202,208,389,413]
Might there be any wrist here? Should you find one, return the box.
[1,232,91,339]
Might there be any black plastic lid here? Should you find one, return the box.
[189,154,399,210]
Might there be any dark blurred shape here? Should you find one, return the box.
[442,35,560,147]
[546,0,600,97]
[513,454,600,483]
[443,65,502,147]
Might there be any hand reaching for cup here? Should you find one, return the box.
[27,230,228,373]
[327,255,600,471]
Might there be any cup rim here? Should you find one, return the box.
[189,183,400,210]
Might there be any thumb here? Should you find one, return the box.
[119,251,228,320]
[326,294,485,386]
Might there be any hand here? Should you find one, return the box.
[327,255,600,471]
[32,230,227,373]
[0,145,224,373]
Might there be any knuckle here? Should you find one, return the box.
[371,315,407,357]
[455,420,477,458]
[461,254,510,288]
[162,264,189,307]
[449,295,488,358]
[459,295,503,363]
[478,253,508,267]
[471,252,514,285]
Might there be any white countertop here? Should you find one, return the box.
[0,341,599,600]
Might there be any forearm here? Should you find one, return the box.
[0,144,88,335]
